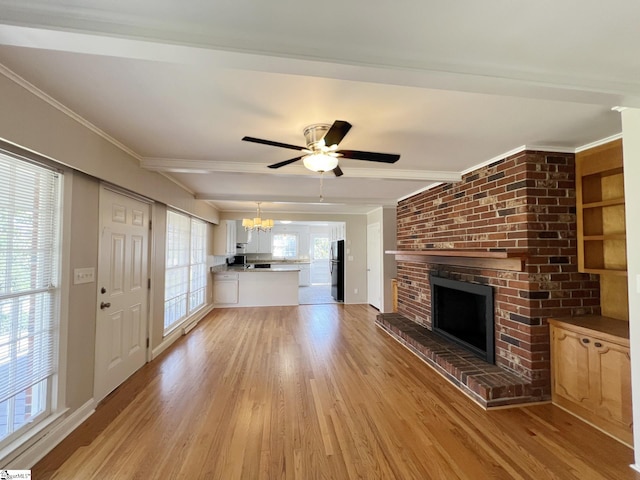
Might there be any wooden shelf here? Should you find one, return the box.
[581,267,628,277]
[583,197,625,209]
[386,249,527,272]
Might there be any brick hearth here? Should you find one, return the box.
[376,313,538,408]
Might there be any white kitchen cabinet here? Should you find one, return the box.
[246,230,272,254]
[213,220,237,256]
[213,272,239,304]
[236,222,252,245]
[298,264,310,286]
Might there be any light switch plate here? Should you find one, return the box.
[74,267,95,285]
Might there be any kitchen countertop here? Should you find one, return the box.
[212,265,300,273]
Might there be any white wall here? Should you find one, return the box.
[621,108,640,468]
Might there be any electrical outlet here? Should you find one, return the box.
[354,288,358,294]
[74,267,95,285]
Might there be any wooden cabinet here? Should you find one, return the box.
[549,316,632,446]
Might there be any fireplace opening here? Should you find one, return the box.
[430,275,495,363]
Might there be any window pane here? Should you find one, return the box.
[164,213,208,333]
[313,237,330,260]
[0,152,59,447]
[272,233,298,258]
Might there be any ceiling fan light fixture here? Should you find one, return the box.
[303,153,339,173]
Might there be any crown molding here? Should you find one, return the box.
[575,133,623,153]
[0,62,142,161]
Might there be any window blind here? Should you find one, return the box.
[164,211,207,333]
[0,153,60,410]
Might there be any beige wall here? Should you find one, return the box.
[65,172,100,409]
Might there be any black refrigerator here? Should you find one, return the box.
[330,240,345,302]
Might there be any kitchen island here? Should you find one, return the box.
[213,267,299,307]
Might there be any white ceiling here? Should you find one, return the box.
[0,0,637,214]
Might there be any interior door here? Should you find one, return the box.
[367,222,381,309]
[95,187,150,402]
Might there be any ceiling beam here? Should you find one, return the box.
[194,192,401,205]
[140,157,462,182]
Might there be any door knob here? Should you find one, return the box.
[100,302,111,310]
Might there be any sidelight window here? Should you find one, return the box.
[164,211,207,334]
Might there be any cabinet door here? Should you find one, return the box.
[225,220,237,255]
[214,280,238,304]
[299,266,310,286]
[257,231,272,254]
[551,326,593,408]
[591,340,632,429]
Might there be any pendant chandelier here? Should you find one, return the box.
[242,202,274,231]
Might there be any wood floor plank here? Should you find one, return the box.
[32,304,638,479]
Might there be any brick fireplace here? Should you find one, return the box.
[381,150,600,405]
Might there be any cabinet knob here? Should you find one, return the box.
[594,342,602,348]
[582,338,590,344]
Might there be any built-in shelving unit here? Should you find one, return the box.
[386,249,528,272]
[576,139,629,321]
[576,140,627,276]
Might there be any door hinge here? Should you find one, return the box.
[149,220,152,230]
[148,278,151,289]
[146,338,150,348]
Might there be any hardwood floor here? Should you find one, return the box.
[34,304,638,479]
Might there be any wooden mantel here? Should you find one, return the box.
[386,249,528,272]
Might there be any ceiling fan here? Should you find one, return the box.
[242,120,400,177]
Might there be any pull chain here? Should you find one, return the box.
[319,172,324,202]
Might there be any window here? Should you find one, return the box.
[0,152,61,448]
[272,233,298,258]
[164,211,207,333]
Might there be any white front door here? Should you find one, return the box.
[95,187,150,402]
[367,222,381,309]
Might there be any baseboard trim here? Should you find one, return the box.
[8,398,95,469]
[151,304,214,360]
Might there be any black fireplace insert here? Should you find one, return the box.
[430,275,495,363]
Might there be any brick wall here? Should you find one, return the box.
[396,150,600,397]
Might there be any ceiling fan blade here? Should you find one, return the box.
[337,149,400,163]
[322,120,352,148]
[332,165,344,177]
[267,156,304,169]
[242,136,305,151]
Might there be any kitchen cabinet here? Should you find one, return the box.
[246,230,272,254]
[213,272,239,304]
[236,222,252,245]
[213,220,237,256]
[298,264,310,286]
[549,316,632,446]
